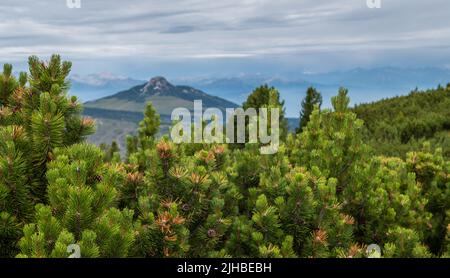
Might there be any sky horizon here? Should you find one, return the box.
[1,0,450,79]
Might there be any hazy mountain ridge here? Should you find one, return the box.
[72,67,450,116]
[172,67,450,116]
[77,67,450,131]
[72,67,450,104]
[69,73,145,102]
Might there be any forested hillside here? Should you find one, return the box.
[0,56,448,258]
[353,86,450,158]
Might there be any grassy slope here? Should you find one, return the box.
[85,95,195,115]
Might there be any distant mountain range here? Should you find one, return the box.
[72,67,450,117]
[173,67,450,116]
[70,73,144,102]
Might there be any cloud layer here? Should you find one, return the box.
[1,0,450,74]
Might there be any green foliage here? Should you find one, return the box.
[0,55,95,201]
[353,86,450,158]
[406,143,449,255]
[383,227,432,258]
[0,212,22,257]
[138,102,160,141]
[291,88,367,194]
[297,87,322,133]
[343,156,431,248]
[242,85,289,141]
[17,143,135,258]
[1,56,449,258]
[125,102,161,165]
[0,55,95,257]
[123,95,367,257]
[100,140,121,163]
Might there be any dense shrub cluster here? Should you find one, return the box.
[1,56,448,258]
[0,56,94,257]
[353,86,450,158]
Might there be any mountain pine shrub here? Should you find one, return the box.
[17,143,135,258]
[0,56,95,257]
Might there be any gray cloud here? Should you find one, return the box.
[0,0,450,73]
[161,25,197,34]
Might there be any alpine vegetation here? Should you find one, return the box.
[0,55,449,258]
[170,100,280,154]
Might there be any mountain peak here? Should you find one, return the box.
[149,76,172,88]
[141,76,173,94]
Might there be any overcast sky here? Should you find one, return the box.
[1,0,450,77]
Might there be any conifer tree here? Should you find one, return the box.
[0,64,33,257]
[126,102,160,167]
[129,138,240,257]
[291,87,367,194]
[277,167,357,257]
[17,143,135,258]
[0,55,95,257]
[383,227,432,258]
[406,143,450,256]
[101,140,121,163]
[296,87,322,133]
[1,55,95,201]
[343,155,431,254]
[138,102,160,141]
[241,85,288,141]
